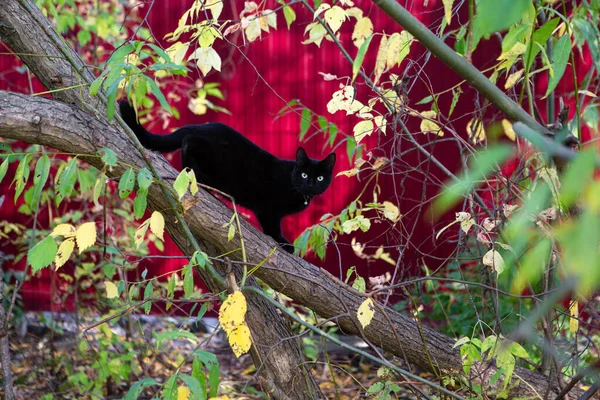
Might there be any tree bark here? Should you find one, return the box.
[0,0,585,398]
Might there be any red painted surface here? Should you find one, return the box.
[0,1,595,312]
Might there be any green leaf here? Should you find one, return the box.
[143,281,153,314]
[283,5,296,29]
[123,378,158,400]
[299,108,312,141]
[31,154,50,208]
[511,238,551,293]
[192,357,208,398]
[183,263,194,297]
[107,42,136,66]
[77,29,91,46]
[544,34,571,98]
[0,156,10,185]
[156,330,198,348]
[13,154,32,203]
[449,88,461,118]
[93,172,107,207]
[352,34,373,82]
[28,236,58,273]
[89,68,110,96]
[98,147,117,167]
[162,374,178,400]
[173,169,190,199]
[193,350,220,397]
[146,43,172,63]
[143,75,171,114]
[133,187,148,219]
[508,341,529,358]
[118,168,136,198]
[56,157,77,206]
[137,168,153,189]
[346,136,357,163]
[416,95,433,105]
[525,18,559,71]
[559,147,596,207]
[473,0,532,39]
[179,374,205,400]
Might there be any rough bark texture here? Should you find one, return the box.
[0,1,323,398]
[0,0,586,398]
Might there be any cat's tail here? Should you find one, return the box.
[119,100,186,153]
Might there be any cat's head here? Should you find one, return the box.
[292,147,336,195]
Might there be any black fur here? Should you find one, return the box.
[119,100,336,252]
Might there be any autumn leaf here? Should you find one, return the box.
[352,17,373,47]
[76,222,97,254]
[190,47,221,76]
[374,34,388,84]
[105,281,119,299]
[382,201,401,222]
[357,298,375,328]
[502,119,516,141]
[353,120,374,143]
[135,220,150,248]
[55,238,75,270]
[150,211,165,241]
[228,323,252,357]
[218,291,247,334]
[483,250,505,275]
[420,110,443,136]
[504,69,523,89]
[51,223,76,238]
[467,119,486,144]
[569,301,579,333]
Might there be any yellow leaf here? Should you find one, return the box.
[134,220,149,249]
[569,301,579,333]
[150,211,165,241]
[442,0,453,24]
[346,7,363,19]
[190,47,221,76]
[177,385,191,400]
[187,169,199,195]
[245,18,261,42]
[577,90,597,98]
[373,115,387,135]
[336,168,359,178]
[324,6,347,34]
[420,110,443,136]
[188,97,208,115]
[51,223,76,238]
[205,0,223,20]
[313,3,331,19]
[374,34,388,84]
[218,291,247,335]
[467,119,486,144]
[76,222,97,254]
[302,22,327,47]
[357,298,375,328]
[352,17,373,47]
[228,322,252,358]
[502,119,516,141]
[382,201,400,222]
[483,250,505,275]
[54,238,75,270]
[353,119,374,144]
[455,212,475,234]
[105,281,119,299]
[505,69,524,89]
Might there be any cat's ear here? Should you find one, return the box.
[322,152,336,171]
[296,147,309,165]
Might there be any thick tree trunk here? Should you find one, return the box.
[0,0,585,398]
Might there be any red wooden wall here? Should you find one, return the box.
[0,1,594,311]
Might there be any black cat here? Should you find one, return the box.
[119,100,336,252]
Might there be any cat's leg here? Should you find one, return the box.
[256,213,294,254]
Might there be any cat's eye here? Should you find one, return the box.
[317,176,324,182]
[301,172,308,179]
